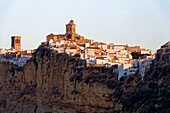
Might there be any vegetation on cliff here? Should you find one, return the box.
[112,60,170,113]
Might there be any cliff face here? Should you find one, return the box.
[0,46,169,113]
[0,46,116,113]
[112,60,170,113]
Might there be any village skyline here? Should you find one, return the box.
[0,18,169,51]
[0,19,159,78]
[0,19,169,51]
[0,19,164,51]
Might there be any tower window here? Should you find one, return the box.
[15,39,20,43]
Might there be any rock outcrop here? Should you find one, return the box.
[0,46,117,113]
[112,59,170,113]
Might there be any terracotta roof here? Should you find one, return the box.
[92,42,100,46]
[100,42,107,45]
[47,33,66,37]
[114,45,127,47]
[107,45,110,49]
[70,47,77,49]
[77,43,85,47]
[84,39,92,44]
[68,44,77,49]
[87,47,100,49]
[96,57,106,59]
[56,34,65,36]
[20,51,32,56]
[47,33,54,37]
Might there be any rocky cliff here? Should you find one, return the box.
[0,46,169,113]
[112,59,170,113]
[0,46,117,113]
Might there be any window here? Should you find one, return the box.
[15,39,20,43]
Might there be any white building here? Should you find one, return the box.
[118,63,132,79]
[114,49,132,64]
[139,59,153,77]
[52,47,65,53]
[0,48,7,54]
[95,57,108,65]
[141,49,150,54]
[85,47,100,58]
[98,43,108,50]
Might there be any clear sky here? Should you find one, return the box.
[0,0,170,50]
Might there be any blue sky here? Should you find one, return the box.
[0,0,170,50]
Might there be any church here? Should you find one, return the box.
[46,20,84,42]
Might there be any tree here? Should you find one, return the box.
[131,52,141,59]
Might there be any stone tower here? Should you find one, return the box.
[66,20,76,40]
[11,36,21,52]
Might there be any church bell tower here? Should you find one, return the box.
[11,36,21,52]
[66,20,76,40]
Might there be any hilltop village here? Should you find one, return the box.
[0,20,169,79]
